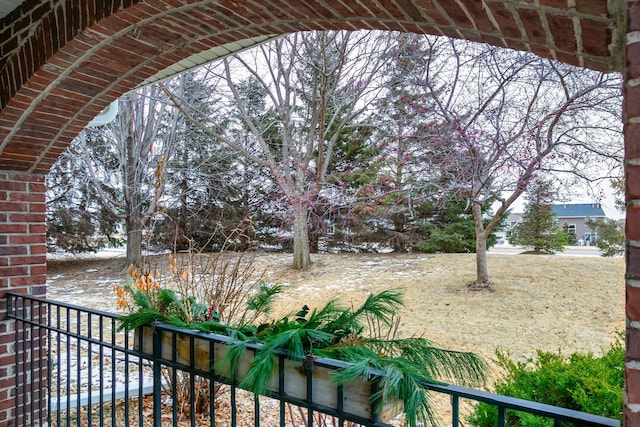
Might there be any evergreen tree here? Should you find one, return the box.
[562,222,579,245]
[512,180,567,254]
[46,134,122,252]
[413,200,501,253]
[585,217,625,257]
[156,72,269,252]
[350,33,441,252]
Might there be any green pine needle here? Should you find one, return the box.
[214,340,248,381]
[122,286,486,426]
[246,282,282,315]
[117,308,166,331]
[238,346,276,394]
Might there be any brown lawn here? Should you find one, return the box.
[47,250,625,377]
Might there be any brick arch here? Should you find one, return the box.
[0,0,625,174]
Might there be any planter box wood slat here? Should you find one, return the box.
[134,325,402,423]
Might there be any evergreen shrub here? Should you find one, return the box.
[467,337,623,426]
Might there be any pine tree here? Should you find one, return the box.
[413,200,501,254]
[512,179,567,254]
[585,217,625,257]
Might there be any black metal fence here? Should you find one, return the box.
[7,292,620,427]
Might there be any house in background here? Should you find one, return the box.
[495,212,523,244]
[551,203,607,246]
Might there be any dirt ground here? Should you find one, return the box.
[47,250,625,379]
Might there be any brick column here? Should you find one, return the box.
[0,172,47,427]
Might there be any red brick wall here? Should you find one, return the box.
[0,172,47,427]
[627,2,640,425]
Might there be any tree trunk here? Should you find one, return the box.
[472,202,491,288]
[177,177,189,250]
[474,233,490,286]
[125,135,143,266]
[309,213,320,254]
[126,215,143,265]
[292,202,311,270]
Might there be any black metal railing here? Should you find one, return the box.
[7,293,621,427]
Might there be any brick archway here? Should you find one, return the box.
[0,0,625,173]
[0,0,636,425]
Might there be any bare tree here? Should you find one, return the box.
[82,83,183,264]
[165,31,392,269]
[401,38,622,287]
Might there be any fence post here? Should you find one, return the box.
[152,326,162,426]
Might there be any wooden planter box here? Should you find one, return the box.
[134,325,402,423]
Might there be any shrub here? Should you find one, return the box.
[585,217,625,257]
[467,337,623,426]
